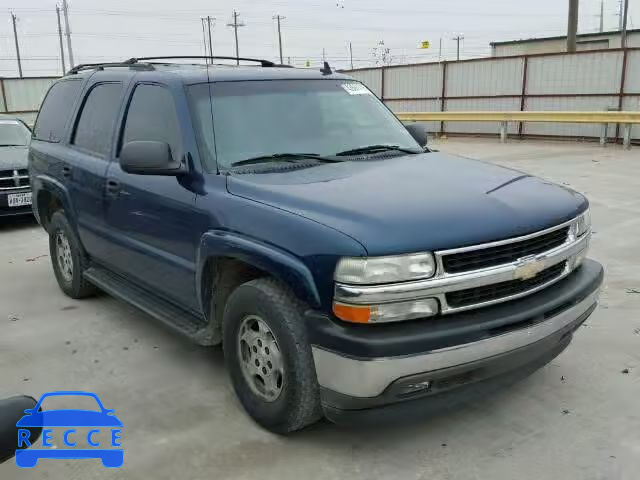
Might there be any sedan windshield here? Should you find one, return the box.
[0,120,31,147]
[188,80,420,170]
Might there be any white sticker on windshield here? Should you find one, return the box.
[341,83,372,95]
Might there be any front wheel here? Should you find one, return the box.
[223,278,322,433]
[48,211,97,299]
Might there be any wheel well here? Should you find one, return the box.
[37,190,63,233]
[202,257,269,342]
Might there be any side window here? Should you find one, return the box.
[121,84,181,157]
[72,83,123,157]
[33,79,82,142]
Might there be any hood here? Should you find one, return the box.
[0,146,28,170]
[227,153,587,255]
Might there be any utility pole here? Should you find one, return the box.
[56,6,66,73]
[62,0,74,68]
[567,0,579,53]
[206,16,214,59]
[618,0,624,29]
[439,37,443,61]
[599,0,604,32]
[621,0,630,48]
[10,12,22,78]
[349,41,353,69]
[273,14,285,64]
[452,34,463,61]
[226,10,245,65]
[322,48,326,62]
[201,18,208,61]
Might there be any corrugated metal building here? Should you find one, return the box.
[491,29,640,57]
[346,47,640,141]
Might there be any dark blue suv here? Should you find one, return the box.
[29,57,603,433]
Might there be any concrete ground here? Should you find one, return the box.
[1,138,639,479]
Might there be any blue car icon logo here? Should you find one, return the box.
[15,391,123,468]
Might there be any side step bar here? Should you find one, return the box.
[84,266,217,346]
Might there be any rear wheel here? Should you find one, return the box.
[223,278,322,433]
[48,211,97,298]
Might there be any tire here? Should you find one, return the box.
[223,278,322,433]
[48,211,98,299]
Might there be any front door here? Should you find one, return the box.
[104,83,199,311]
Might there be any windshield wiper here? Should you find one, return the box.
[231,153,342,167]
[0,144,26,147]
[335,144,422,156]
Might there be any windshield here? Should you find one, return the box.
[0,120,31,147]
[187,80,420,170]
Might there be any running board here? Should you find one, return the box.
[84,266,216,345]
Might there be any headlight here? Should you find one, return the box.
[574,209,591,237]
[333,298,439,324]
[334,252,436,284]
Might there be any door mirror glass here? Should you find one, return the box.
[405,123,429,148]
[119,141,183,176]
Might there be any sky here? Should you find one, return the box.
[0,0,638,76]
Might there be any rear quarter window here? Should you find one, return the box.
[33,79,83,142]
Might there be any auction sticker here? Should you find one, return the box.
[341,83,372,95]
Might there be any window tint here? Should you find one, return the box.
[121,84,181,157]
[73,83,123,156]
[33,79,82,142]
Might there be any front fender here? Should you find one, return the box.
[196,230,321,311]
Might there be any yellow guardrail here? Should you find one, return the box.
[396,111,640,148]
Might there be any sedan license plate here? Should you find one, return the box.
[7,192,32,207]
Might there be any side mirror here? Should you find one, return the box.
[120,141,184,176]
[405,123,429,148]
[0,395,41,464]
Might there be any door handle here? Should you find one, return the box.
[62,165,72,178]
[106,179,121,195]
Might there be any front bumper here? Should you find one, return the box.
[306,259,603,417]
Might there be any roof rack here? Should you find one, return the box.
[124,56,276,67]
[67,62,155,75]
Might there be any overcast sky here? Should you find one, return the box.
[1,0,638,76]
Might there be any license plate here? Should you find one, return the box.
[7,192,32,207]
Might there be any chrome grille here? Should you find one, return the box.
[446,261,567,308]
[0,169,30,190]
[442,227,570,273]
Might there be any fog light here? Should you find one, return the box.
[333,298,438,324]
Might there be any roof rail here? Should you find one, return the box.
[124,56,276,67]
[67,62,155,75]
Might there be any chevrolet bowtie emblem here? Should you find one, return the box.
[514,256,546,281]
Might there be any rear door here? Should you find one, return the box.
[64,78,126,260]
[104,82,199,310]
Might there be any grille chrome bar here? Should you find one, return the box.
[334,215,590,314]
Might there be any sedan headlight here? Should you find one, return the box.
[574,209,591,237]
[334,252,436,285]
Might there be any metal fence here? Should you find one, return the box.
[344,48,640,141]
[0,77,58,126]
